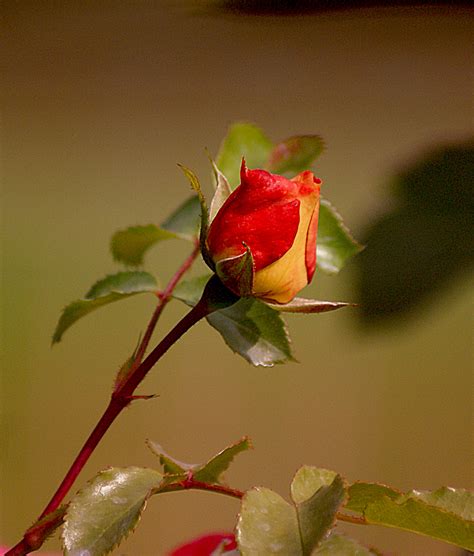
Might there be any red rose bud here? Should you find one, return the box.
[206,161,321,303]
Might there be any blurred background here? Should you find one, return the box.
[2,2,473,554]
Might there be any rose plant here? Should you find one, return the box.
[5,123,473,555]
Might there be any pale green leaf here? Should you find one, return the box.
[267,297,352,314]
[267,135,325,176]
[194,437,252,483]
[291,468,347,555]
[216,122,273,188]
[145,439,193,474]
[52,272,158,343]
[110,224,177,266]
[408,487,474,520]
[161,195,201,240]
[345,482,401,514]
[317,199,363,274]
[62,467,163,556]
[237,487,302,555]
[314,533,379,555]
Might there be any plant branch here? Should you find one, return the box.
[7,247,234,556]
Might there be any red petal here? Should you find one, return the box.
[169,533,237,556]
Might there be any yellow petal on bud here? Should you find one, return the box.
[253,193,319,304]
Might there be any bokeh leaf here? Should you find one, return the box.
[110,225,177,267]
[216,122,273,188]
[53,272,158,344]
[161,194,201,240]
[62,467,163,556]
[174,276,294,367]
[317,199,363,274]
[267,135,325,176]
[314,533,379,555]
[237,468,347,555]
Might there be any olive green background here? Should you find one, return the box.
[2,3,472,554]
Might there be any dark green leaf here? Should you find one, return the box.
[194,437,252,483]
[317,199,363,274]
[346,482,401,514]
[110,225,177,267]
[364,493,474,551]
[267,135,325,176]
[315,533,379,555]
[266,297,352,314]
[62,467,163,556]
[161,195,201,240]
[291,467,347,555]
[174,276,294,367]
[216,122,273,188]
[208,298,294,367]
[237,487,302,555]
[52,272,158,344]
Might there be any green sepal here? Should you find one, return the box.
[208,156,232,222]
[266,297,353,313]
[267,135,325,176]
[215,244,254,298]
[178,164,214,270]
[52,271,158,344]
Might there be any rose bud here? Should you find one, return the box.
[206,161,321,304]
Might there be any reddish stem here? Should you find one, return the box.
[7,245,201,556]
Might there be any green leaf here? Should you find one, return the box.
[146,437,252,485]
[216,122,273,188]
[52,272,158,344]
[317,199,363,274]
[209,158,232,222]
[237,487,302,555]
[145,439,192,474]
[174,276,295,367]
[291,467,347,555]
[409,487,474,520]
[110,224,177,267]
[113,336,141,392]
[267,135,325,176]
[266,297,352,314]
[208,298,294,367]
[346,482,401,514]
[237,468,347,556]
[62,467,163,556]
[161,195,201,240]
[193,437,252,483]
[363,493,474,551]
[315,533,379,555]
[178,165,213,269]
